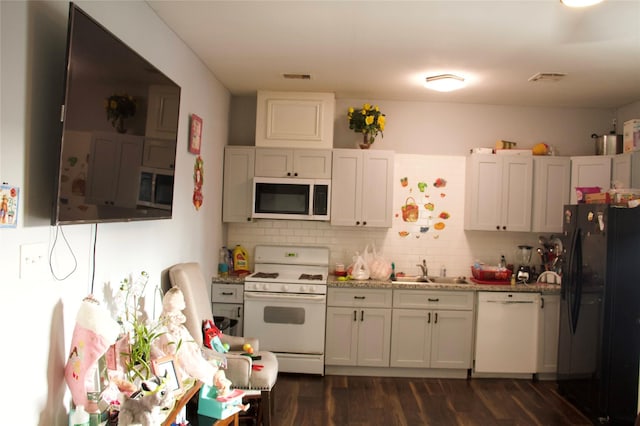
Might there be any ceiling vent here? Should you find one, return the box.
[528,72,567,82]
[282,73,312,80]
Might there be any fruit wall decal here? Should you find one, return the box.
[397,175,450,238]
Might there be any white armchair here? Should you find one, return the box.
[168,262,278,425]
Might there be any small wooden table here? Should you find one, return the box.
[213,411,239,426]
[161,380,203,426]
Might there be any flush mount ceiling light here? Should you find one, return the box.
[560,0,604,7]
[424,74,466,92]
[528,72,567,82]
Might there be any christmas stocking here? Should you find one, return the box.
[64,297,120,407]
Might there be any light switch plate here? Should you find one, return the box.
[20,242,48,280]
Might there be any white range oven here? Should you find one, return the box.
[244,245,329,375]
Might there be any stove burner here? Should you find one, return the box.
[299,274,323,281]
[253,272,279,279]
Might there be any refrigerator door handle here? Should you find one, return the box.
[563,227,576,331]
[562,228,578,301]
[570,228,583,334]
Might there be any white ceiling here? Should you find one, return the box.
[148,0,640,109]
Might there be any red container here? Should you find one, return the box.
[471,266,511,281]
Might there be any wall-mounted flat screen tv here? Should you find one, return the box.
[52,3,181,225]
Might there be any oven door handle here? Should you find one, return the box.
[244,292,326,303]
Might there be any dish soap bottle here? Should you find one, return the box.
[233,245,250,274]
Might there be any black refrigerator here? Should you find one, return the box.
[558,204,640,425]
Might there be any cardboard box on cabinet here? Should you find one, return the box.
[623,119,640,152]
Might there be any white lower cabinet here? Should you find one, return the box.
[86,132,143,208]
[537,294,560,376]
[211,283,244,336]
[390,290,474,370]
[325,288,392,367]
[212,302,243,337]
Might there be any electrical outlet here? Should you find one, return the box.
[20,243,48,279]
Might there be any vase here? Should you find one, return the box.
[116,117,127,134]
[359,132,375,149]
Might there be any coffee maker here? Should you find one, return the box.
[516,245,533,283]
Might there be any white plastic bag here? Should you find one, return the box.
[367,244,392,280]
[350,252,370,280]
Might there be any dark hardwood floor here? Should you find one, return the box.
[268,373,592,426]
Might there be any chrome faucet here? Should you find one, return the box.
[417,259,428,281]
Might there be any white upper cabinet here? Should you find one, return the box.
[612,153,632,188]
[465,153,533,231]
[331,149,394,228]
[254,148,332,179]
[144,85,180,140]
[569,155,612,204]
[255,91,335,149]
[612,151,640,189]
[222,146,255,223]
[532,156,570,233]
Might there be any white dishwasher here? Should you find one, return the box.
[474,291,540,374]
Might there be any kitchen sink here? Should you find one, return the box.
[429,276,470,284]
[392,276,432,284]
[392,276,469,285]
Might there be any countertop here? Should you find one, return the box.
[326,277,560,294]
[212,275,560,294]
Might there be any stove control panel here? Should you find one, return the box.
[245,281,326,294]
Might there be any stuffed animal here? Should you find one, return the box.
[156,287,218,386]
[213,369,232,397]
[203,319,229,353]
[117,374,174,426]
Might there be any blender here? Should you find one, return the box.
[516,245,533,283]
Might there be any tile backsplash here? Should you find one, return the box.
[227,154,542,278]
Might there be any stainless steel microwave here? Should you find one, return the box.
[138,166,174,210]
[252,177,331,221]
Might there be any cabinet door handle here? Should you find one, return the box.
[354,296,366,300]
[222,292,233,296]
[353,310,357,321]
[287,172,291,176]
[427,312,431,323]
[356,221,361,225]
[360,310,364,322]
[237,307,241,317]
[294,172,298,176]
[428,298,439,302]
[362,221,367,226]
[541,297,545,309]
[434,312,438,324]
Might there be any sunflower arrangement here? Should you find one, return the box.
[347,103,386,144]
[105,93,137,129]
